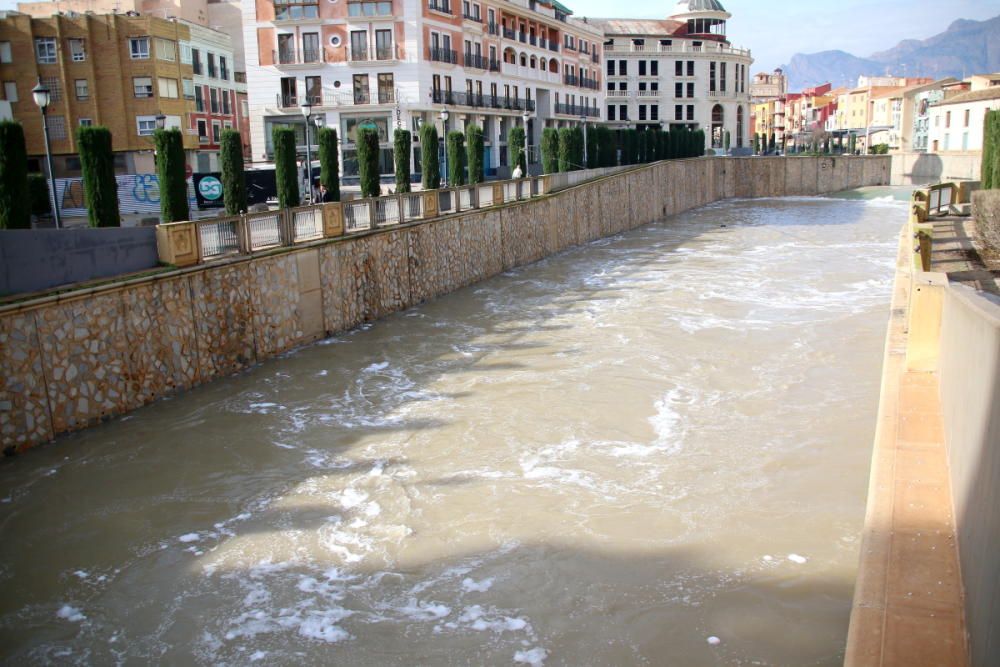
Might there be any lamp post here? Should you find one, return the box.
[580,114,588,168]
[439,108,449,187]
[521,110,530,176]
[301,99,313,202]
[32,79,60,228]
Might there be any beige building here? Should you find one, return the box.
[928,83,1000,153]
[17,0,209,27]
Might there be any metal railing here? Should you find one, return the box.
[159,178,551,266]
[429,47,458,64]
[927,183,955,217]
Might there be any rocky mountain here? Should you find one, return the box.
[780,15,1000,90]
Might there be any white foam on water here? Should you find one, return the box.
[514,647,548,665]
[707,636,721,646]
[249,651,267,662]
[461,577,495,593]
[788,554,808,564]
[397,599,452,621]
[57,605,86,622]
[363,362,390,373]
[178,533,201,543]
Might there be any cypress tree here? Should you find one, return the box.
[154,128,189,223]
[77,126,120,227]
[446,130,465,186]
[394,129,411,193]
[220,129,247,215]
[849,134,857,155]
[356,126,381,198]
[465,124,484,184]
[318,126,341,201]
[724,130,731,152]
[28,174,51,217]
[696,130,707,157]
[419,123,440,190]
[644,131,656,163]
[557,127,572,172]
[508,125,526,174]
[981,111,997,189]
[632,130,643,164]
[571,127,585,171]
[597,126,615,167]
[0,121,31,229]
[768,134,776,153]
[273,126,300,209]
[541,127,559,174]
[585,126,598,168]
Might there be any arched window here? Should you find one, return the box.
[530,55,537,69]
[711,104,724,148]
[520,53,527,67]
[736,106,744,148]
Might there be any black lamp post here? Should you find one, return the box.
[301,99,313,202]
[32,79,60,228]
[439,108,449,186]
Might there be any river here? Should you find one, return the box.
[0,188,909,665]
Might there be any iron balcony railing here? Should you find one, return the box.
[275,48,327,65]
[465,53,489,70]
[502,27,516,40]
[429,47,458,64]
[432,90,535,112]
[487,22,501,36]
[548,42,559,52]
[462,11,482,22]
[581,78,599,90]
[555,102,600,117]
[428,0,452,13]
[564,74,578,86]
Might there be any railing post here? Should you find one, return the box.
[237,213,250,253]
[396,194,405,222]
[493,182,503,205]
[422,190,438,219]
[367,199,377,229]
[279,208,294,246]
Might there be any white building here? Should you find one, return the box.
[586,0,752,151]
[241,0,605,181]
[928,81,1000,153]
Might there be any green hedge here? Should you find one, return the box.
[508,126,526,174]
[420,123,440,189]
[541,128,559,174]
[597,126,616,167]
[154,128,189,223]
[394,129,411,193]
[78,126,120,227]
[981,110,1000,189]
[356,126,381,198]
[465,124,484,184]
[557,128,572,172]
[318,127,340,201]
[28,173,51,217]
[0,121,31,229]
[220,129,247,215]
[273,127,299,209]
[585,126,599,169]
[446,130,465,186]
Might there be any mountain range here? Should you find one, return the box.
[779,15,1000,91]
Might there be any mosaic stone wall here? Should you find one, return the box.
[0,156,892,453]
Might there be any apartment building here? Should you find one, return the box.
[588,0,753,151]
[17,0,210,27]
[0,10,246,175]
[927,75,1000,153]
[243,0,604,178]
[750,68,786,101]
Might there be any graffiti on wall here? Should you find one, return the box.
[54,174,198,218]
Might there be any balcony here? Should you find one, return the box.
[465,53,488,70]
[275,91,396,109]
[428,0,453,13]
[581,77,599,90]
[604,42,751,57]
[350,46,397,63]
[637,90,660,97]
[554,102,600,118]
[429,47,458,64]
[563,74,578,86]
[606,90,630,98]
[502,27,516,40]
[433,89,535,112]
[274,48,328,65]
[487,22,500,36]
[462,11,482,22]
[591,52,599,63]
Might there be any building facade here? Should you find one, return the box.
[589,0,752,151]
[927,85,1000,153]
[0,10,245,176]
[243,0,604,180]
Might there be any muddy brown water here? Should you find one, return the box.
[0,189,910,666]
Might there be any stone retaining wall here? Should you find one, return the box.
[0,156,891,453]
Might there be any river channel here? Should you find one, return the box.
[0,188,909,666]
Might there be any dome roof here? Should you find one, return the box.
[669,0,730,19]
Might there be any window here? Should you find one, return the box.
[639,61,646,76]
[378,72,394,103]
[192,48,202,74]
[606,58,614,76]
[68,38,86,62]
[351,30,368,60]
[274,0,320,20]
[618,60,626,76]
[212,121,222,143]
[2,81,16,102]
[182,78,194,99]
[639,105,647,121]
[675,60,682,76]
[607,105,616,121]
[375,29,392,60]
[0,41,11,64]
[41,77,61,101]
[137,116,158,136]
[619,104,628,120]
[75,79,89,100]
[675,104,683,120]
[302,32,320,63]
[220,56,229,80]
[158,77,179,98]
[79,118,93,127]
[651,105,659,121]
[48,115,66,140]
[675,82,682,98]
[964,109,970,127]
[129,37,150,60]
[208,53,217,78]
[945,111,951,128]
[194,86,204,112]
[687,104,694,120]
[687,82,694,98]
[180,42,192,64]
[197,119,208,141]
[354,73,370,104]
[241,100,249,117]
[134,76,153,98]
[222,89,231,115]
[687,61,694,76]
[210,87,219,113]
[651,61,658,76]
[710,62,716,92]
[156,38,176,61]
[348,0,393,16]
[35,37,57,64]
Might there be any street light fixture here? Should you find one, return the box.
[155,114,167,131]
[521,110,530,176]
[579,114,588,168]
[439,108,449,187]
[32,78,60,229]
[301,100,314,202]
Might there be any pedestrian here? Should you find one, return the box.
[316,183,331,203]
[511,164,523,179]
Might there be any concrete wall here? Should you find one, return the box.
[891,152,982,186]
[0,156,891,453]
[939,284,1000,667]
[0,227,159,297]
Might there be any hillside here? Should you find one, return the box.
[780,15,1000,90]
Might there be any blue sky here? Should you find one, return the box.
[1,0,996,72]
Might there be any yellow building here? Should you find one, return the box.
[0,11,199,176]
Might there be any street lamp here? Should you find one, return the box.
[521,110,530,176]
[580,114,588,168]
[155,114,167,131]
[301,99,313,202]
[32,78,60,229]
[439,108,449,187]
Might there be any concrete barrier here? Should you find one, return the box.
[890,152,982,186]
[0,227,158,297]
